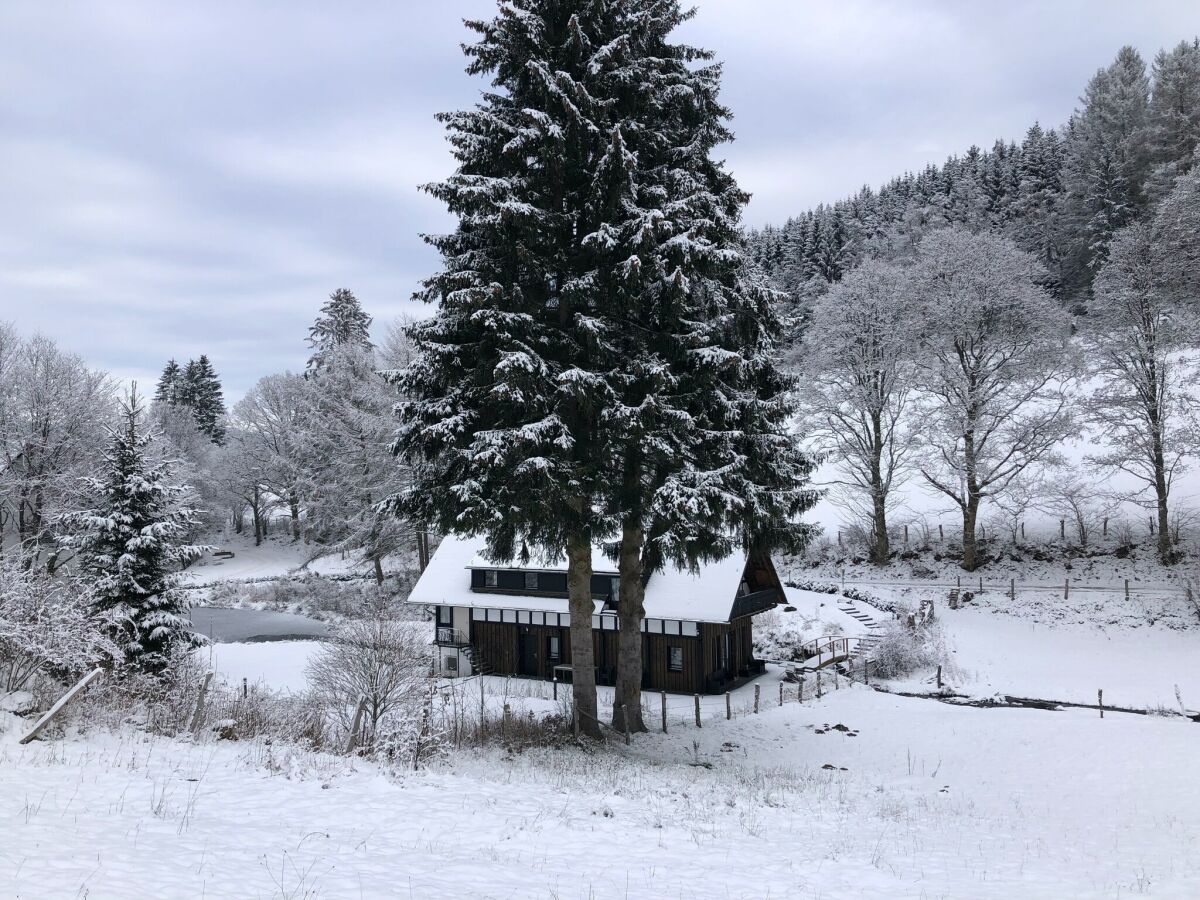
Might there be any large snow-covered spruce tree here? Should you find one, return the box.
[393,0,815,736]
[61,389,206,673]
[577,2,816,732]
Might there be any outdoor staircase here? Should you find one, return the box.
[461,645,493,677]
[837,598,885,633]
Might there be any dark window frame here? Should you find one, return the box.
[667,645,684,672]
[484,570,498,588]
[548,635,561,661]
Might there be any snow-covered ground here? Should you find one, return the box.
[197,639,323,693]
[181,532,417,587]
[4,682,1198,899]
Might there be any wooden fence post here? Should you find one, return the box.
[1010,578,1015,601]
[242,677,248,699]
[189,672,214,736]
[936,665,943,689]
[754,684,760,713]
[816,672,823,699]
[661,691,668,734]
[725,692,732,720]
[694,694,702,728]
[1060,519,1066,540]
[1124,579,1130,601]
[502,703,511,738]
[345,694,368,754]
[1064,579,1070,600]
[19,668,103,746]
[1098,689,1104,719]
[904,524,909,543]
[799,676,804,703]
[939,524,944,541]
[779,682,784,707]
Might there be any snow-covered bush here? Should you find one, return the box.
[0,561,117,693]
[306,616,432,752]
[868,621,953,680]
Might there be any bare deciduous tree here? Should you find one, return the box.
[798,259,914,564]
[1085,220,1197,564]
[908,229,1077,571]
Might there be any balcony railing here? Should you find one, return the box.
[436,626,469,646]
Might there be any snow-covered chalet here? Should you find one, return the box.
[406,535,785,694]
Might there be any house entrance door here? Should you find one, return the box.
[517,627,539,677]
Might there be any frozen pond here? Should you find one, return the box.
[189,606,330,643]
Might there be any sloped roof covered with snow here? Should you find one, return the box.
[407,535,749,624]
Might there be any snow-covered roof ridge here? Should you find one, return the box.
[408,534,749,624]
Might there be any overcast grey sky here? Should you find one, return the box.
[2,1,1198,398]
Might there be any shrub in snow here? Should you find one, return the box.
[306,616,432,752]
[868,621,954,681]
[0,561,117,693]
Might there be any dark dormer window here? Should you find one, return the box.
[524,571,538,591]
[485,570,498,588]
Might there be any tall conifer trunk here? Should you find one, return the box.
[566,533,601,739]
[613,522,647,734]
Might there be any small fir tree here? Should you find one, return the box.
[153,359,182,405]
[307,288,373,373]
[60,388,207,672]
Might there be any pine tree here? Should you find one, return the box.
[60,388,206,672]
[1061,46,1151,294]
[177,359,200,410]
[307,288,373,374]
[392,0,628,736]
[187,355,226,443]
[1145,38,1200,202]
[393,0,816,735]
[153,359,182,405]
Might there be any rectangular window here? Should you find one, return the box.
[601,614,616,631]
[437,606,453,625]
[559,613,570,627]
[548,635,561,660]
[524,571,539,591]
[517,610,530,624]
[682,621,698,637]
[487,608,501,623]
[445,655,458,672]
[472,608,486,622]
[502,609,517,624]
[485,570,498,588]
[531,611,544,626]
[647,619,663,634]
[665,620,681,636]
[591,614,601,630]
[668,646,684,672]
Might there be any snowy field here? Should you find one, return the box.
[3,684,1198,899]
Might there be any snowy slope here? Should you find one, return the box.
[3,687,1198,899]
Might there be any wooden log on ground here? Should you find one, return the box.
[19,668,103,746]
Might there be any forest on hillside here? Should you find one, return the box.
[748,39,1200,571]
